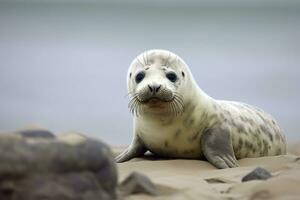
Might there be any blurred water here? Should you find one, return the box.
[0,1,299,144]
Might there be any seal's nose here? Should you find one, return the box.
[148,84,161,94]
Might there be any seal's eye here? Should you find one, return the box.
[135,72,145,83]
[166,72,177,82]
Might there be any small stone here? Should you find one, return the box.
[242,167,272,182]
[119,172,158,196]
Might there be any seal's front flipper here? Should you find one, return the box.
[201,127,239,169]
[115,136,146,163]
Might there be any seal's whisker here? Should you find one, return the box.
[130,100,136,115]
[173,92,184,103]
[129,93,139,100]
[136,57,145,67]
[134,99,142,116]
[164,52,171,66]
[142,52,148,66]
[174,99,182,115]
[173,97,184,115]
[174,92,183,101]
[173,102,178,116]
[128,96,138,108]
[176,55,180,65]
[173,91,184,99]
[128,95,140,115]
[138,102,143,116]
[168,53,171,65]
[131,99,137,114]
[125,91,136,98]
[174,95,183,108]
[173,95,184,110]
[170,101,176,116]
[129,99,135,113]
[146,51,149,65]
[128,95,143,117]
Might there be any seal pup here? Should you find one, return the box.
[116,49,287,169]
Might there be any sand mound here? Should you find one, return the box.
[116,144,300,200]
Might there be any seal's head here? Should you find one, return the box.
[127,49,195,116]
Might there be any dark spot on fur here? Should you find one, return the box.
[129,72,132,78]
[174,129,182,139]
[260,125,268,133]
[236,124,245,133]
[213,103,217,110]
[238,138,243,149]
[268,132,273,142]
[160,117,173,126]
[275,148,281,155]
[182,71,185,77]
[246,127,252,134]
[189,119,194,126]
[240,116,246,122]
[263,140,269,155]
[182,104,196,127]
[183,149,195,154]
[145,67,150,70]
[190,105,196,113]
[164,141,169,147]
[256,111,269,124]
[201,112,208,122]
[220,113,225,119]
[256,128,261,134]
[224,110,231,116]
[257,140,262,149]
[188,132,200,142]
[248,118,255,126]
[208,114,218,121]
[229,118,237,127]
[240,116,253,125]
[279,134,285,143]
[245,140,253,150]
[183,102,196,117]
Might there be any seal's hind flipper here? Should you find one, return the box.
[201,127,239,169]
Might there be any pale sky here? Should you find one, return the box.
[0,1,299,144]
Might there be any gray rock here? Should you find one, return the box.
[242,167,272,182]
[119,172,158,196]
[0,131,117,200]
[16,129,55,139]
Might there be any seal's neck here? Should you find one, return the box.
[185,85,214,117]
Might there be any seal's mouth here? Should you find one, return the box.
[143,97,168,103]
[144,97,169,108]
[128,93,184,116]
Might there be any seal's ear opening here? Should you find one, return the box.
[182,71,185,77]
[129,73,132,78]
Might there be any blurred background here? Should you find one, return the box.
[0,0,299,145]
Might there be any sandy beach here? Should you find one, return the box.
[115,143,300,200]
